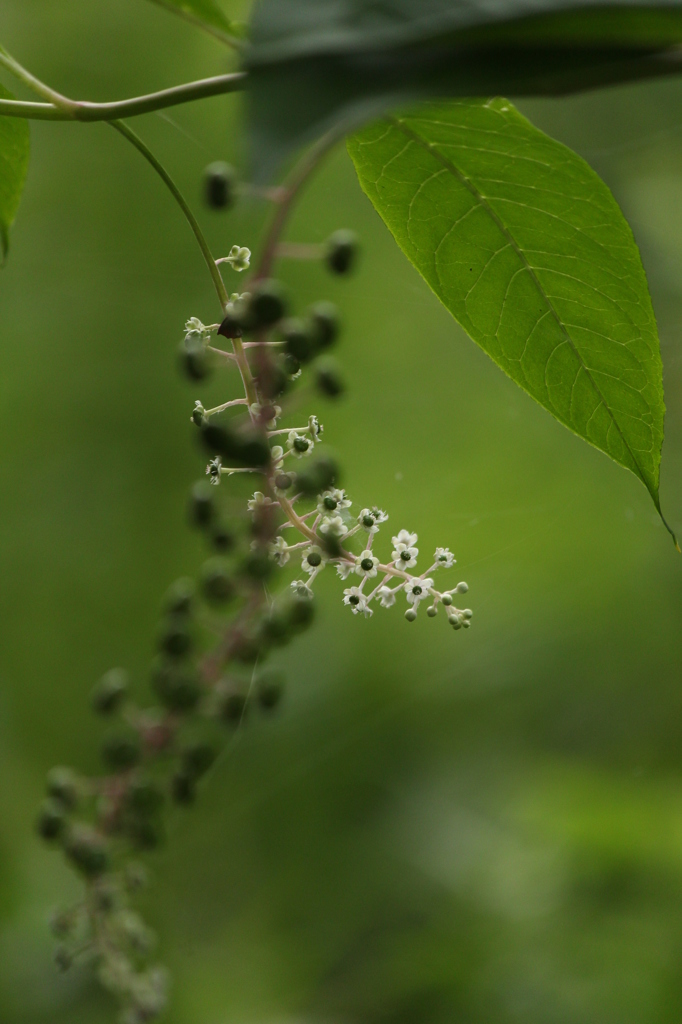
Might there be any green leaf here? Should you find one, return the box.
[146,0,244,44]
[0,83,29,261]
[348,99,678,546]
[247,1,682,174]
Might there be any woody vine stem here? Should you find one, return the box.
[6,43,473,1024]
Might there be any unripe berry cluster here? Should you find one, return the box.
[38,159,472,1024]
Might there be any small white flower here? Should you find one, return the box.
[318,488,351,515]
[271,445,284,467]
[355,549,379,579]
[433,547,455,569]
[370,507,388,524]
[405,577,434,607]
[247,491,274,511]
[319,515,348,537]
[377,586,397,608]
[224,245,251,272]
[343,586,373,617]
[290,579,313,599]
[301,546,324,574]
[287,430,313,458]
[185,316,209,338]
[206,457,222,485]
[392,541,418,569]
[268,536,290,566]
[336,560,355,580]
[392,529,418,548]
[358,508,380,534]
[308,414,324,441]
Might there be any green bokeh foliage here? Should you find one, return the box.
[0,2,681,1022]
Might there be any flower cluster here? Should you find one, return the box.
[38,216,472,1024]
[240,479,472,626]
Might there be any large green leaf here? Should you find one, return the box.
[247,0,682,173]
[0,83,29,260]
[146,0,244,44]
[348,99,677,545]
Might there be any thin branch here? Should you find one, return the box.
[252,129,343,282]
[0,71,247,121]
[109,120,229,311]
[0,46,77,111]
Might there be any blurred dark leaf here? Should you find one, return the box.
[0,83,29,261]
[246,0,682,174]
[348,98,671,532]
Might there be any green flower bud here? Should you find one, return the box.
[158,618,193,659]
[282,353,301,376]
[92,668,129,717]
[237,432,272,468]
[151,661,202,713]
[462,608,473,619]
[188,481,215,529]
[171,772,196,805]
[448,613,462,630]
[456,582,469,594]
[289,596,315,630]
[163,578,194,616]
[210,523,236,552]
[179,337,211,382]
[296,454,338,496]
[239,279,287,332]
[201,558,236,604]
[101,732,142,772]
[257,671,284,711]
[405,608,417,622]
[37,799,66,842]
[46,766,79,810]
[281,317,313,362]
[315,359,345,398]
[231,631,263,664]
[325,230,358,275]
[427,605,438,617]
[441,593,453,606]
[261,605,293,646]
[64,825,109,877]
[127,816,164,850]
[204,161,236,210]
[308,301,339,349]
[257,361,289,400]
[203,418,272,468]
[320,531,342,558]
[200,421,241,460]
[218,691,247,725]
[181,743,217,780]
[125,778,164,816]
[461,619,471,628]
[240,550,274,582]
[275,472,293,491]
[192,403,207,428]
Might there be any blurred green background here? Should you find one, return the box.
[1,2,682,1022]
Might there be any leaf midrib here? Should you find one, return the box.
[390,114,652,495]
